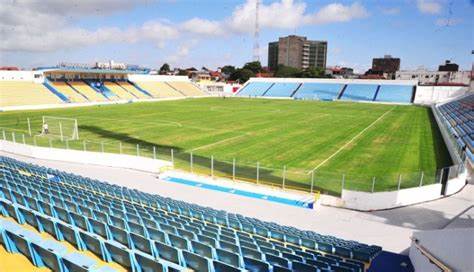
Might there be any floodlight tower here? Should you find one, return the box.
[252,0,260,62]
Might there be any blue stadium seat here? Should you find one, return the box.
[191,240,214,258]
[30,242,64,271]
[291,261,318,272]
[147,227,167,243]
[168,233,189,250]
[182,250,211,272]
[104,241,137,271]
[241,246,262,260]
[135,252,164,272]
[243,257,270,272]
[213,260,242,272]
[130,232,154,256]
[56,222,82,249]
[109,225,130,247]
[216,248,241,268]
[79,232,108,261]
[155,241,181,265]
[265,253,289,268]
[0,155,384,271]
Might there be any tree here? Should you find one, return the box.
[229,68,255,83]
[177,69,188,76]
[298,67,327,78]
[274,64,300,78]
[159,63,170,74]
[242,61,262,74]
[220,65,236,76]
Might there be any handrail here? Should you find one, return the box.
[411,236,452,272]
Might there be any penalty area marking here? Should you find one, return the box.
[308,106,396,173]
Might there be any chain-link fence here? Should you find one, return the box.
[0,127,463,196]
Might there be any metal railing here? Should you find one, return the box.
[0,127,463,197]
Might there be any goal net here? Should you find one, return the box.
[42,116,79,140]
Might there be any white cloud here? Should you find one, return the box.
[417,0,442,14]
[181,18,225,36]
[167,39,199,64]
[226,0,369,33]
[0,1,178,52]
[382,7,400,15]
[304,2,369,25]
[0,0,370,53]
[436,18,462,27]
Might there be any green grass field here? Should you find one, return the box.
[0,98,452,195]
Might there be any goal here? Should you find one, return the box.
[42,116,79,141]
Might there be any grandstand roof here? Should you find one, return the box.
[41,67,149,74]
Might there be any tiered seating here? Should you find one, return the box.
[264,83,300,97]
[135,82,184,98]
[167,82,207,97]
[340,84,378,102]
[69,81,108,102]
[438,94,474,163]
[116,81,151,99]
[0,156,382,272]
[51,81,89,103]
[375,85,413,103]
[293,83,344,100]
[0,217,122,271]
[104,82,136,100]
[237,82,274,96]
[0,81,63,107]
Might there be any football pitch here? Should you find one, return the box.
[0,98,452,195]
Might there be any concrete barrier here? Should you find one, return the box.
[341,183,443,210]
[0,140,171,173]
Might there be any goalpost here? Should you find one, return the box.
[42,116,79,141]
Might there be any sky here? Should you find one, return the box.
[0,0,472,73]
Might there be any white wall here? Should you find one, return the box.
[341,183,442,210]
[414,86,469,104]
[128,74,189,82]
[410,228,474,272]
[445,171,467,195]
[0,70,44,83]
[0,140,171,173]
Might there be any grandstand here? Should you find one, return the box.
[68,81,108,102]
[293,83,344,100]
[0,81,64,107]
[236,79,417,104]
[340,84,378,102]
[263,83,300,97]
[167,82,208,97]
[134,81,185,98]
[1,156,381,271]
[237,82,274,96]
[50,81,89,103]
[375,85,414,103]
[104,81,137,100]
[116,81,151,99]
[437,94,474,164]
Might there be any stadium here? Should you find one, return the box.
[1,1,473,272]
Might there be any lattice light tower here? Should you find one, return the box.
[253,0,260,62]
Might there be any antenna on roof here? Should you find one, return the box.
[253,0,260,62]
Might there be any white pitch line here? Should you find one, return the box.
[188,133,248,152]
[309,106,396,173]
